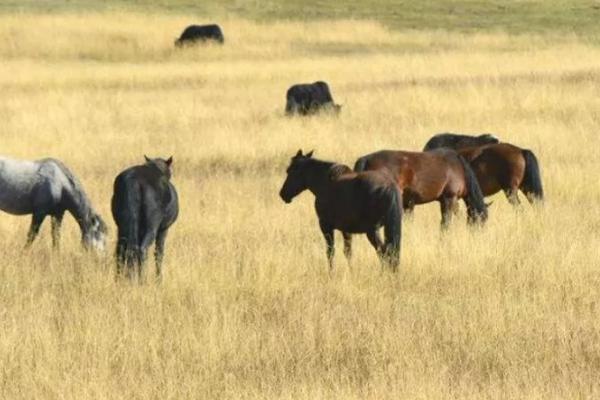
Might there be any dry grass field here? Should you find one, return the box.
[1,10,600,400]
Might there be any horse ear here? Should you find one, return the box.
[166,156,173,167]
[144,155,150,162]
[305,150,314,158]
[295,149,303,157]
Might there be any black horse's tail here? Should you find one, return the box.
[383,184,402,272]
[113,175,142,270]
[457,155,488,224]
[521,149,544,202]
[353,156,368,172]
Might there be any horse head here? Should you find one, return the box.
[279,149,313,203]
[144,155,173,179]
[82,211,107,252]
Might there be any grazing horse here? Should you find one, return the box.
[279,150,402,272]
[424,137,543,205]
[0,156,107,250]
[423,132,499,151]
[111,156,179,281]
[354,149,487,227]
[285,81,341,116]
[175,24,225,46]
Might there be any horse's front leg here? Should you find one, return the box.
[342,232,352,268]
[50,211,65,250]
[25,213,47,248]
[319,221,335,272]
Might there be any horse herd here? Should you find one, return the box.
[0,130,542,280]
[280,132,543,272]
[0,23,544,280]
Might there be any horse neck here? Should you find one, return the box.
[65,187,94,233]
[305,160,336,198]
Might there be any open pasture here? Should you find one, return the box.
[1,9,600,399]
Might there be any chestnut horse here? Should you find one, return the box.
[279,150,402,272]
[423,134,543,205]
[354,149,487,227]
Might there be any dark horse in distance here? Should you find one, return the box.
[423,132,499,151]
[175,24,225,46]
[112,156,179,281]
[354,149,488,227]
[423,133,543,205]
[279,150,402,271]
[285,81,341,116]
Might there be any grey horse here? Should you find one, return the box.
[0,156,107,250]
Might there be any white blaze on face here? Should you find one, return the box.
[89,229,107,253]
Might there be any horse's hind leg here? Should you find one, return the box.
[504,188,521,206]
[154,228,169,282]
[440,196,456,229]
[342,232,352,268]
[366,229,385,267]
[50,211,65,249]
[25,213,47,248]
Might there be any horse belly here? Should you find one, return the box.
[0,189,34,215]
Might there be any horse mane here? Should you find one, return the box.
[42,158,93,217]
[328,163,353,180]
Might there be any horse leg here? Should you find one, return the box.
[50,211,65,250]
[403,201,415,219]
[25,213,47,248]
[366,229,385,266]
[504,188,521,207]
[439,196,456,229]
[319,221,335,272]
[342,232,352,268]
[154,228,168,282]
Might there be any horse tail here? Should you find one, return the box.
[383,184,402,272]
[113,175,142,269]
[457,154,488,224]
[353,156,368,172]
[521,149,544,202]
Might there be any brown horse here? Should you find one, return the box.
[279,150,402,272]
[354,149,487,227]
[423,135,543,205]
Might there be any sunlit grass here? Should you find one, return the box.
[0,11,599,399]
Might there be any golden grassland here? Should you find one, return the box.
[1,12,600,399]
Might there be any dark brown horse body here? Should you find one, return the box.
[456,143,543,204]
[354,149,487,227]
[280,150,402,271]
[423,134,543,205]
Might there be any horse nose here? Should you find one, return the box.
[279,189,291,203]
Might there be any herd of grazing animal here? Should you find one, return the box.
[0,23,544,281]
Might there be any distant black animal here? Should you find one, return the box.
[175,24,224,46]
[112,156,179,282]
[285,81,341,116]
[423,132,499,152]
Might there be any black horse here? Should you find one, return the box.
[111,156,179,281]
[423,132,499,152]
[175,24,224,46]
[285,81,341,116]
[279,150,402,272]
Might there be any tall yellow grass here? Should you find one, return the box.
[0,12,599,399]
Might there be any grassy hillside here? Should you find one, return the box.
[3,0,600,36]
[1,9,600,400]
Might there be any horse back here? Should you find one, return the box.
[317,169,399,233]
